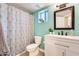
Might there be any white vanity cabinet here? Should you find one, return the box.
[45,34,79,56]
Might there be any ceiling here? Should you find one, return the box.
[8,3,51,13]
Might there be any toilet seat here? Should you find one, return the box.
[27,44,39,52]
[26,36,41,56]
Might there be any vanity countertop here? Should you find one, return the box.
[45,34,79,41]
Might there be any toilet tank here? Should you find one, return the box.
[35,36,42,45]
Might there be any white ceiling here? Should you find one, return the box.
[8,3,51,13]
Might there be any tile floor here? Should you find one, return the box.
[20,50,44,56]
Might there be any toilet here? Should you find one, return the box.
[26,36,42,56]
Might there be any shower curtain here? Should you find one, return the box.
[0,4,34,56]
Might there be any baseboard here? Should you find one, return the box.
[39,48,44,53]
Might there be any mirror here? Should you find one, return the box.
[54,6,74,30]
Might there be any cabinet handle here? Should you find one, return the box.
[55,43,69,48]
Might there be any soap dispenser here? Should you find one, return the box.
[61,31,63,35]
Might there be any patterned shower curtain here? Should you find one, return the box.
[0,4,34,56]
[0,4,10,56]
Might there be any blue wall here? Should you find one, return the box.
[33,4,79,49]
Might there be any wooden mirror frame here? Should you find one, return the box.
[54,6,75,30]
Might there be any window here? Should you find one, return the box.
[38,9,48,23]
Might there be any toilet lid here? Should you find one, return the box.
[27,44,39,51]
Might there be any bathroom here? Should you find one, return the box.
[0,3,79,56]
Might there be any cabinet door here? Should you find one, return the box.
[65,43,79,56]
[66,48,79,56]
[66,50,79,56]
[53,45,66,56]
[45,43,55,56]
[45,42,66,56]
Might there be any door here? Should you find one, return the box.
[45,42,55,56]
[45,42,66,56]
[53,44,66,56]
[66,48,79,56]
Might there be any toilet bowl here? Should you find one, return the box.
[26,36,42,56]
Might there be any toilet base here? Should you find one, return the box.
[29,47,39,56]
